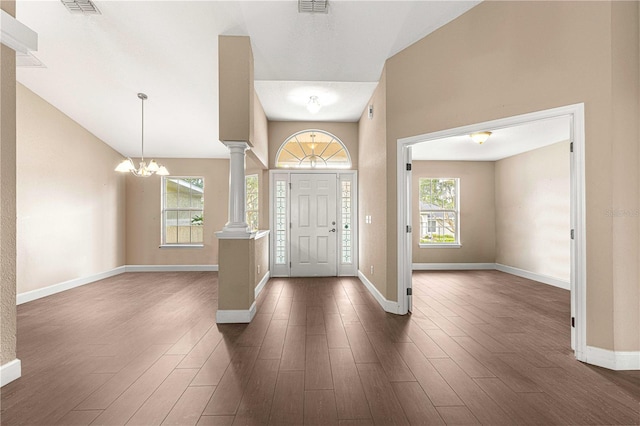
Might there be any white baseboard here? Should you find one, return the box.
[17,265,220,305]
[357,270,400,314]
[216,301,257,324]
[495,263,570,290]
[17,266,127,305]
[413,263,496,270]
[125,265,219,272]
[1,359,21,387]
[254,271,271,298]
[412,262,570,291]
[585,346,640,370]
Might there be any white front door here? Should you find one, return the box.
[290,173,337,277]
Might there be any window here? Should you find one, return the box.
[419,178,460,247]
[162,177,204,246]
[275,130,351,169]
[274,178,288,265]
[245,174,259,231]
[341,179,352,264]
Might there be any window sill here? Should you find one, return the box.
[419,243,462,249]
[159,244,204,249]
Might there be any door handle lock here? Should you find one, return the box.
[329,228,336,232]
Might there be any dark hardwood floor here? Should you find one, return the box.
[1,270,639,425]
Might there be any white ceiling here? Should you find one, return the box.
[16,0,479,159]
[411,115,571,161]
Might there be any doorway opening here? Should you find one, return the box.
[269,170,358,277]
[396,104,586,361]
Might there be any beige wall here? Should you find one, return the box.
[412,161,495,264]
[382,1,639,350]
[125,158,229,265]
[247,92,269,231]
[611,2,640,351]
[268,121,359,170]
[495,142,571,282]
[16,84,126,294]
[218,36,254,144]
[255,232,269,287]
[0,0,17,367]
[358,69,388,299]
[218,238,253,310]
[249,91,268,169]
[217,233,268,311]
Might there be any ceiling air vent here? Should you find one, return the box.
[298,0,328,14]
[60,0,101,15]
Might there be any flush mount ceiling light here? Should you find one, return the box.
[470,131,492,145]
[307,95,321,114]
[115,93,169,177]
[298,0,328,14]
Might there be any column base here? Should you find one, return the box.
[216,230,254,240]
[220,221,251,235]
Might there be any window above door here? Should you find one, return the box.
[276,130,351,169]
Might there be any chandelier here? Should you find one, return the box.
[115,93,169,177]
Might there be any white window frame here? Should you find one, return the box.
[275,129,352,169]
[160,176,205,248]
[418,177,461,248]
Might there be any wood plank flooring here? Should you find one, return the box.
[1,270,639,425]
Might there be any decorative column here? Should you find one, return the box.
[215,140,257,324]
[221,141,250,235]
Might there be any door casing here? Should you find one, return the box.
[269,170,358,277]
[396,104,586,361]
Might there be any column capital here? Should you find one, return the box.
[222,141,250,152]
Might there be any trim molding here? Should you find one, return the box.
[412,263,570,291]
[413,263,495,271]
[216,301,257,324]
[1,10,37,53]
[1,359,22,387]
[495,263,570,290]
[585,346,640,371]
[17,265,220,305]
[254,271,271,298]
[357,270,400,314]
[125,265,219,272]
[17,266,126,305]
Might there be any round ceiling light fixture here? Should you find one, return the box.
[470,131,492,145]
[307,95,321,114]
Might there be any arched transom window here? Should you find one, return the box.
[276,130,351,169]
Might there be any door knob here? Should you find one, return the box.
[329,228,336,232]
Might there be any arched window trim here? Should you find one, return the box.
[275,129,352,169]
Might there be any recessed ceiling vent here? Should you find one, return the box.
[298,0,328,14]
[60,0,101,15]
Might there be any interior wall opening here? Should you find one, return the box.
[397,104,586,362]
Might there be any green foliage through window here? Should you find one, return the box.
[162,176,204,245]
[419,178,459,245]
[246,175,259,231]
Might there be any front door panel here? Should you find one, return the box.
[291,173,337,277]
